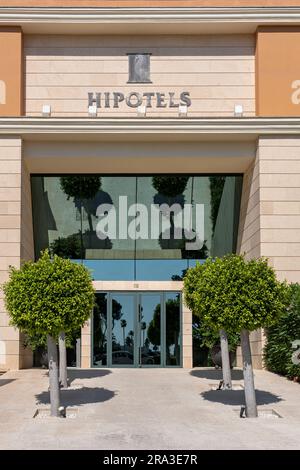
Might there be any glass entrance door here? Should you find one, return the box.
[111,293,136,366]
[92,291,182,368]
[138,294,162,366]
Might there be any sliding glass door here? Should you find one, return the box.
[92,292,181,368]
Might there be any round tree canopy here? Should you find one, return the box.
[183,254,290,334]
[2,250,95,338]
[152,176,189,198]
[60,175,101,200]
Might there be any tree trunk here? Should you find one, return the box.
[47,335,60,417]
[76,337,81,368]
[241,329,258,418]
[219,329,232,390]
[59,331,68,389]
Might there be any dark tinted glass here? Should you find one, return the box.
[93,293,107,366]
[165,292,181,366]
[31,175,243,280]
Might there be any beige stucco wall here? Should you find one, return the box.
[0,137,34,370]
[238,136,300,282]
[0,137,22,370]
[24,34,255,117]
[258,136,300,283]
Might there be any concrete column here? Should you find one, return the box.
[182,293,193,369]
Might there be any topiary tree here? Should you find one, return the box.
[184,254,290,418]
[2,250,95,417]
[56,177,100,386]
[184,261,234,390]
[49,233,83,386]
[264,283,300,381]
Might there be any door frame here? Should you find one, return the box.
[91,291,182,368]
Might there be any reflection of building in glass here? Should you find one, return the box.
[31,175,242,281]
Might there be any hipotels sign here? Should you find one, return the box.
[88,91,191,109]
[88,53,191,110]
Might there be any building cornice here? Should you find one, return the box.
[1,7,300,34]
[2,6,300,20]
[1,117,300,139]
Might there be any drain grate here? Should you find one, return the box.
[234,408,282,419]
[210,383,244,391]
[33,407,78,419]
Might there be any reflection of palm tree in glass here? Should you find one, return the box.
[141,321,147,347]
[94,295,122,360]
[121,319,127,350]
[152,176,189,249]
[125,330,134,348]
[148,297,180,364]
[209,176,226,233]
[59,176,101,258]
[144,337,150,351]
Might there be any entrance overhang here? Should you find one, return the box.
[1,117,300,140]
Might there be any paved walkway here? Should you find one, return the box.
[0,367,299,449]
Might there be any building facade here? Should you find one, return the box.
[0,1,300,370]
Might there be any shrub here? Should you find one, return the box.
[264,283,300,381]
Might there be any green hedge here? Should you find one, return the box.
[264,283,300,381]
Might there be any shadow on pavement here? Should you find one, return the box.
[36,387,116,407]
[190,369,244,380]
[67,368,112,384]
[201,389,282,406]
[0,379,16,387]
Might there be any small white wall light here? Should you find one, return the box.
[88,104,97,117]
[137,104,146,117]
[234,104,244,117]
[178,104,188,117]
[42,104,51,117]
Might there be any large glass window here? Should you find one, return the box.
[31,174,242,281]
